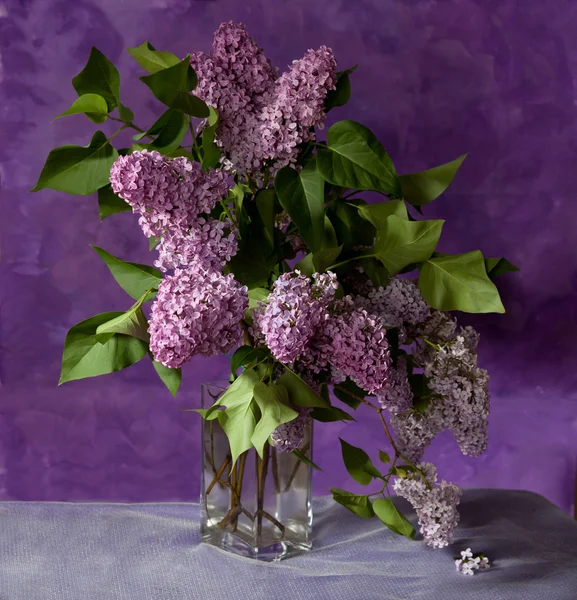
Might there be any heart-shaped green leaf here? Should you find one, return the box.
[59,312,148,384]
[72,47,120,111]
[419,250,505,313]
[140,57,208,117]
[127,41,180,74]
[53,93,109,124]
[317,121,401,196]
[372,497,416,539]
[371,215,444,275]
[92,246,162,300]
[339,438,382,485]
[151,357,182,397]
[330,489,375,518]
[251,382,298,458]
[400,154,467,206]
[31,131,118,195]
[98,184,131,220]
[275,158,325,253]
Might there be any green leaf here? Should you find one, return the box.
[98,184,130,220]
[134,109,188,153]
[127,41,180,74]
[201,106,221,170]
[330,489,375,518]
[371,215,444,275]
[230,345,269,377]
[72,47,120,111]
[296,245,343,276]
[216,370,260,467]
[317,121,401,196]
[31,131,118,195]
[357,200,408,228]
[372,498,416,539]
[255,189,277,252]
[379,450,390,463]
[359,258,389,287]
[275,158,325,253]
[277,368,330,408]
[251,382,298,458]
[400,154,467,206]
[339,438,382,485]
[327,198,376,249]
[118,104,134,123]
[151,358,182,397]
[325,66,357,112]
[91,246,162,300]
[140,57,209,117]
[53,93,109,124]
[149,235,160,251]
[485,257,519,278]
[419,250,506,314]
[95,293,150,343]
[408,373,431,400]
[292,448,323,471]
[247,287,270,310]
[333,379,367,410]
[59,312,148,384]
[310,407,355,422]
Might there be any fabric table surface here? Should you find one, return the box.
[0,489,576,600]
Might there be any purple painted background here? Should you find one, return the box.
[1,0,576,512]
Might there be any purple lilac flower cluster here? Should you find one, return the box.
[110,150,248,368]
[393,463,461,548]
[110,150,229,237]
[252,271,338,364]
[270,408,311,453]
[190,22,336,175]
[316,297,392,394]
[391,320,489,461]
[110,150,235,273]
[148,269,248,369]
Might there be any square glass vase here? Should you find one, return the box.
[200,382,313,561]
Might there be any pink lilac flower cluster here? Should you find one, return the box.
[190,22,336,175]
[270,408,312,453]
[252,271,338,363]
[393,463,461,548]
[110,150,235,273]
[316,297,391,394]
[391,321,489,461]
[148,268,248,369]
[455,548,491,575]
[155,218,238,272]
[110,150,229,237]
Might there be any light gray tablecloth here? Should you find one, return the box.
[0,489,576,600]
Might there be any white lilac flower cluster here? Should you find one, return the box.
[455,548,491,575]
[393,463,461,548]
[190,22,336,176]
[391,321,490,461]
[355,278,431,329]
[270,408,312,453]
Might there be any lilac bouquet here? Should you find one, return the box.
[33,22,516,555]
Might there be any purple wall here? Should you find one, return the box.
[1,0,577,512]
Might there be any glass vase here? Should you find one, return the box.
[200,382,313,561]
